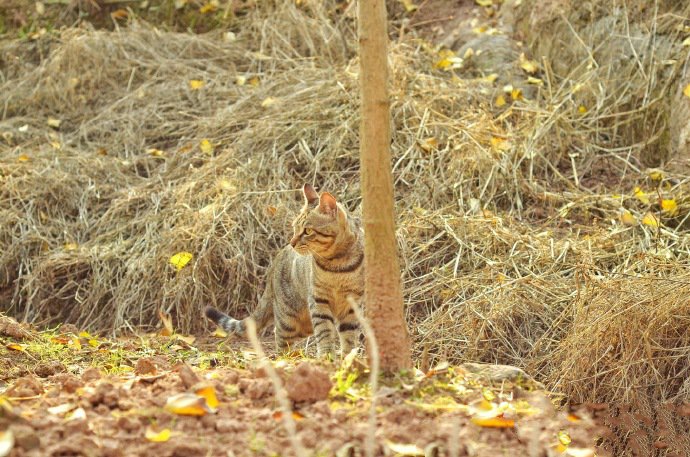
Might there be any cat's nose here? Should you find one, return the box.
[289,236,299,247]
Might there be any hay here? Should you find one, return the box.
[1,0,690,411]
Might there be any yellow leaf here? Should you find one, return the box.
[566,413,582,423]
[420,137,438,152]
[475,0,493,6]
[642,212,660,228]
[145,427,171,442]
[661,199,678,216]
[200,139,214,156]
[50,141,61,150]
[481,388,496,401]
[519,53,539,74]
[482,73,499,83]
[619,209,637,226]
[6,343,26,352]
[634,187,650,204]
[490,136,511,152]
[682,37,690,47]
[47,118,62,128]
[684,84,690,99]
[189,80,205,90]
[647,169,663,181]
[158,309,174,336]
[511,88,523,101]
[194,385,219,409]
[558,430,572,446]
[175,334,196,345]
[17,154,30,162]
[385,441,425,456]
[248,76,261,87]
[471,416,515,428]
[495,95,507,107]
[235,75,247,86]
[169,251,193,271]
[64,242,78,251]
[578,105,587,114]
[147,148,165,157]
[0,430,14,457]
[261,97,277,108]
[199,2,217,14]
[88,339,100,347]
[527,76,543,85]
[78,331,91,338]
[398,0,417,12]
[71,337,82,351]
[164,393,215,416]
[212,327,228,338]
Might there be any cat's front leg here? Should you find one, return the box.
[308,295,337,359]
[337,303,361,358]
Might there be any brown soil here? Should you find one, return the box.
[0,320,605,457]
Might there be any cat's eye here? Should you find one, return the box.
[304,228,314,236]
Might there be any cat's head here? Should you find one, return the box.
[289,183,349,256]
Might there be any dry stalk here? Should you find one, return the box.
[245,318,307,457]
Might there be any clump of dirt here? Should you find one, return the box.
[0,315,31,339]
[6,375,43,397]
[285,362,332,403]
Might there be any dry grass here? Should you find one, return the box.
[1,0,690,412]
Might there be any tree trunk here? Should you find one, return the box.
[358,0,412,371]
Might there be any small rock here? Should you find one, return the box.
[11,424,40,450]
[6,375,44,397]
[134,357,157,376]
[34,360,66,378]
[81,367,101,382]
[87,382,119,408]
[175,363,200,389]
[285,362,332,403]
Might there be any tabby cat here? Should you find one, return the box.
[205,184,364,358]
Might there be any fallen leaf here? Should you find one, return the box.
[272,410,304,421]
[527,76,543,85]
[65,407,86,421]
[475,0,492,6]
[482,73,499,83]
[634,187,650,205]
[511,88,523,101]
[200,139,214,155]
[578,105,587,114]
[195,384,219,409]
[169,251,193,271]
[490,136,511,152]
[189,80,205,90]
[386,441,425,456]
[212,327,228,338]
[684,84,690,99]
[661,199,678,216]
[642,212,660,228]
[419,137,438,152]
[199,2,217,14]
[482,388,496,401]
[495,95,507,107]
[47,403,77,415]
[619,209,637,226]
[566,413,582,423]
[470,416,515,428]
[175,334,196,345]
[558,430,572,446]
[145,427,171,442]
[64,242,78,251]
[71,337,82,351]
[17,154,30,162]
[683,37,690,47]
[147,148,165,157]
[248,77,260,87]
[35,2,45,15]
[6,343,26,352]
[0,430,14,457]
[261,97,277,107]
[519,53,539,74]
[47,118,62,128]
[235,75,247,86]
[398,0,417,13]
[158,309,174,337]
[165,393,215,416]
[565,448,596,457]
[647,169,663,181]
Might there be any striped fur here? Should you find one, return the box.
[205,184,364,358]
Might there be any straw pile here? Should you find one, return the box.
[1,0,690,412]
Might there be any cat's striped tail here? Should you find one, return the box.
[204,307,246,334]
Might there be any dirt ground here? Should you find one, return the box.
[0,315,604,457]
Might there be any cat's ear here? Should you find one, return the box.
[302,183,319,205]
[318,192,338,216]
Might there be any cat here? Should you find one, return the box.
[205,183,364,358]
